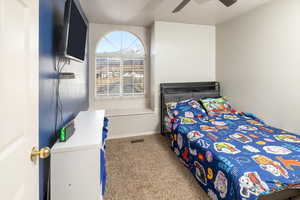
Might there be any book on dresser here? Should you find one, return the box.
[51,110,107,200]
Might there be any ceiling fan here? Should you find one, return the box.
[172,0,238,13]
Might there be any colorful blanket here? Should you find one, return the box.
[170,111,300,200]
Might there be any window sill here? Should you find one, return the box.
[95,95,146,101]
[105,108,155,117]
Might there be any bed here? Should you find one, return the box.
[160,82,300,200]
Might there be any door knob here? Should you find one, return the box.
[31,147,51,163]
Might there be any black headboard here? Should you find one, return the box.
[160,82,220,135]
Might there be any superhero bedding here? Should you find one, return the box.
[165,99,300,200]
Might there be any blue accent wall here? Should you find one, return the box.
[39,0,89,199]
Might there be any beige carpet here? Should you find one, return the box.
[104,134,300,200]
[104,134,208,200]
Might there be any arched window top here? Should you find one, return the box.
[96,31,145,58]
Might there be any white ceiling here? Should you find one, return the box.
[80,0,274,26]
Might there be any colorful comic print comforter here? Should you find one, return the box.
[170,113,300,200]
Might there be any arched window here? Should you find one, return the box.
[95,31,145,97]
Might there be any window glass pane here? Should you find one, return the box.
[108,84,120,95]
[134,83,144,94]
[96,58,108,90]
[97,32,121,54]
[96,71,109,85]
[122,59,145,95]
[133,59,144,85]
[134,75,144,84]
[132,59,144,95]
[96,85,107,96]
[96,58,108,91]
[123,85,134,95]
[96,58,107,66]
[123,59,133,94]
[109,59,120,66]
[108,59,120,92]
[95,31,145,97]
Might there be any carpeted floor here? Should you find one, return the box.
[104,134,208,200]
[104,134,300,200]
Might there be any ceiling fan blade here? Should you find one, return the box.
[219,0,237,7]
[172,0,192,13]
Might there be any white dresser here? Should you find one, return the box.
[51,110,106,200]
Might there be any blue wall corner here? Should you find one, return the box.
[39,0,89,199]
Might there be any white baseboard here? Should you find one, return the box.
[107,131,159,140]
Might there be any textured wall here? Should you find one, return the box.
[39,0,89,199]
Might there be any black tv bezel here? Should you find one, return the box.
[62,0,88,63]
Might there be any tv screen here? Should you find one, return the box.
[63,0,88,62]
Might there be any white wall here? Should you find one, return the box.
[89,22,216,138]
[151,21,216,108]
[216,0,300,133]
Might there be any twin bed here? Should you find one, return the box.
[160,82,300,200]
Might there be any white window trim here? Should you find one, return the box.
[89,24,152,114]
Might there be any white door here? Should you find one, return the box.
[0,0,39,199]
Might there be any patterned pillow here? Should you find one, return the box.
[200,97,233,116]
[166,99,208,120]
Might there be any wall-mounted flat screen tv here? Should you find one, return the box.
[62,0,88,62]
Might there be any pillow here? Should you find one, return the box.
[200,97,233,116]
[166,99,208,120]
